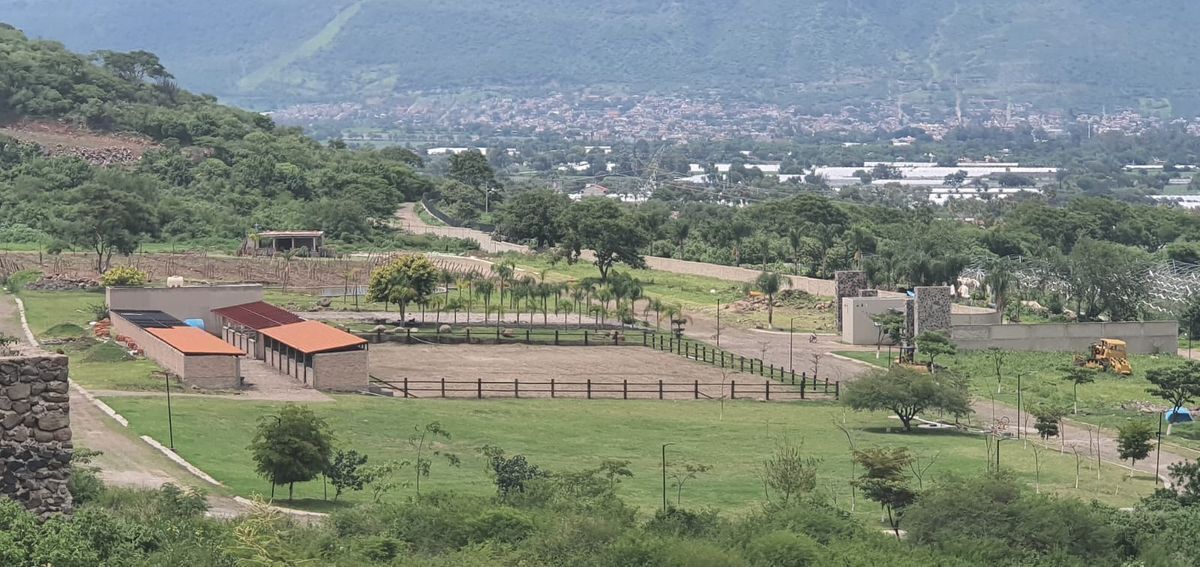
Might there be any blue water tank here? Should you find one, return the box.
[184,319,206,330]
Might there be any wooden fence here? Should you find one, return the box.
[363,328,840,401]
[370,376,835,402]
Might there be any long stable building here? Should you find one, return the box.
[109,309,244,389]
[260,320,368,391]
[107,285,369,392]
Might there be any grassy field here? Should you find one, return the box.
[500,253,837,332]
[102,395,1158,515]
[835,350,1200,453]
[17,289,105,336]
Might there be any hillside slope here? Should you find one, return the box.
[2,0,1199,111]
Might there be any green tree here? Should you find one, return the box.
[447,151,501,212]
[754,271,790,327]
[1117,421,1155,477]
[480,445,547,499]
[852,447,916,538]
[558,198,648,281]
[63,173,159,273]
[248,404,334,500]
[761,440,820,506]
[914,330,956,370]
[1030,404,1068,440]
[410,422,460,497]
[843,366,973,431]
[1180,295,1200,352]
[1062,366,1098,415]
[494,189,571,248]
[367,255,439,319]
[1145,361,1200,435]
[325,449,369,501]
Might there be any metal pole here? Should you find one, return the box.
[1155,416,1164,485]
[715,299,721,347]
[789,317,795,372]
[662,443,675,512]
[165,374,175,450]
[1016,372,1023,439]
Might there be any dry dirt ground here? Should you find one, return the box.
[368,343,804,400]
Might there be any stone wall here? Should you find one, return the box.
[834,271,867,333]
[0,354,72,517]
[951,321,1179,354]
[914,286,953,336]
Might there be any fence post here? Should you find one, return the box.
[515,379,519,399]
[551,378,555,398]
[406,328,412,344]
[731,381,736,400]
[694,380,699,400]
[642,332,647,347]
[720,353,725,368]
[525,329,531,344]
[766,382,770,401]
[587,379,592,399]
[496,327,500,343]
[477,378,482,399]
[555,330,559,346]
[623,379,628,400]
[768,364,774,379]
[585,330,589,346]
[801,380,806,400]
[403,377,408,398]
[440,378,445,398]
[835,381,840,400]
[790,370,796,385]
[466,328,471,343]
[740,356,745,372]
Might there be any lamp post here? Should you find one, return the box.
[1155,415,1164,485]
[165,374,175,450]
[995,436,1010,470]
[710,289,720,347]
[661,442,676,512]
[1016,372,1026,440]
[789,316,802,372]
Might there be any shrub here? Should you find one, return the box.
[744,531,822,567]
[467,508,535,544]
[100,266,149,287]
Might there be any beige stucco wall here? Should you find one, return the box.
[312,350,368,392]
[950,321,1179,354]
[842,297,911,345]
[641,257,837,296]
[951,311,1002,326]
[221,321,265,359]
[110,312,240,389]
[106,285,264,335]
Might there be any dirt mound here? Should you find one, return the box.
[25,274,99,291]
[0,120,154,167]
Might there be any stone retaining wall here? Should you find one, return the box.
[0,353,72,517]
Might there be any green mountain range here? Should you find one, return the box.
[3,0,1198,112]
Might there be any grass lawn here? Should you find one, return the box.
[17,289,105,336]
[102,395,1158,515]
[500,253,836,332]
[835,350,1200,454]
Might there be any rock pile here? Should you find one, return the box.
[0,354,72,518]
[25,275,98,291]
[45,144,140,167]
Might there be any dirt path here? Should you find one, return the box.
[395,203,528,254]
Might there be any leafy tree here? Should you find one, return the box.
[843,366,972,431]
[1161,459,1200,505]
[447,151,501,212]
[1116,420,1155,477]
[326,449,369,501]
[668,461,712,507]
[985,347,1007,394]
[494,189,570,248]
[367,255,438,318]
[480,445,547,499]
[1062,366,1097,415]
[1145,361,1200,435]
[852,447,916,538]
[761,440,820,506]
[63,173,159,273]
[248,404,334,500]
[754,271,790,327]
[1180,295,1200,351]
[1030,404,1068,440]
[914,331,956,370]
[410,422,460,497]
[557,198,648,280]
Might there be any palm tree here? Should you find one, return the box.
[647,298,665,329]
[755,271,791,327]
[596,288,615,326]
[475,279,496,323]
[491,260,516,321]
[439,269,456,303]
[569,285,587,326]
[985,257,1015,323]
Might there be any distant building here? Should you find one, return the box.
[239,231,326,257]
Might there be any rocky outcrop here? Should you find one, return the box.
[0,354,72,518]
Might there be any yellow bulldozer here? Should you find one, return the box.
[1073,339,1133,376]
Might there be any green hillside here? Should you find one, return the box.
[2,0,1199,111]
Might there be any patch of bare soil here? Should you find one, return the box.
[368,343,800,400]
[0,120,155,166]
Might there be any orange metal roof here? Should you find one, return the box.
[147,327,244,356]
[259,320,367,354]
